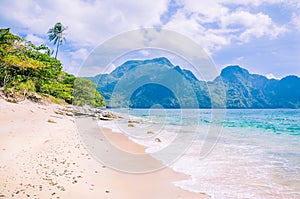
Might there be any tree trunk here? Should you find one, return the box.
[3,66,8,87]
[55,41,60,59]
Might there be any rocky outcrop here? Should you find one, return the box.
[69,106,117,121]
[0,87,42,103]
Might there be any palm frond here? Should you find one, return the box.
[47,22,67,58]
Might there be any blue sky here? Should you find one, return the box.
[0,0,299,80]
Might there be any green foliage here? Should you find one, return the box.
[91,57,300,109]
[39,81,73,103]
[4,79,36,99]
[73,78,105,107]
[0,28,105,107]
[48,22,67,59]
[91,58,211,108]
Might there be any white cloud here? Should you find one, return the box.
[1,0,299,77]
[162,0,288,54]
[265,73,279,79]
[220,11,287,43]
[105,63,117,74]
[62,48,92,75]
[0,0,169,74]
[181,1,229,23]
[221,0,284,6]
[70,48,89,61]
[162,10,231,54]
[25,34,44,45]
[140,50,150,57]
[0,0,169,47]
[292,14,300,32]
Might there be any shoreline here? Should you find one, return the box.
[0,99,209,199]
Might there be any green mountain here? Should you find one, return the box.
[87,57,300,108]
[218,66,300,108]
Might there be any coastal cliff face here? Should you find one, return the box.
[87,57,300,109]
[217,66,300,108]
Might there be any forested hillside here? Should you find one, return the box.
[0,28,105,107]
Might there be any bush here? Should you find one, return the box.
[73,78,105,107]
[0,28,106,106]
[4,80,36,101]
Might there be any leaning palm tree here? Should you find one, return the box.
[47,22,67,59]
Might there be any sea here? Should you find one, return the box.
[101,109,300,199]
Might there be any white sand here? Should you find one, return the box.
[0,99,208,199]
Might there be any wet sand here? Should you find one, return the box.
[0,99,208,199]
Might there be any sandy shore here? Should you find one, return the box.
[0,98,208,199]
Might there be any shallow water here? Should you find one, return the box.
[107,109,300,198]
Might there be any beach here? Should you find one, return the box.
[100,109,300,198]
[0,98,208,199]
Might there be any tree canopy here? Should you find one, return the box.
[47,22,67,59]
[0,28,105,107]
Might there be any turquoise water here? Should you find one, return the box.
[125,109,300,135]
[111,109,300,198]
[222,109,300,135]
[123,109,300,136]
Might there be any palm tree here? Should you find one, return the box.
[47,22,67,59]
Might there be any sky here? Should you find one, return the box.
[1,0,300,80]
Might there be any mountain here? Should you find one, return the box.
[217,66,300,108]
[86,57,300,108]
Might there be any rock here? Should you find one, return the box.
[101,111,116,119]
[72,106,97,117]
[128,123,135,127]
[99,116,113,121]
[55,106,74,116]
[94,109,103,114]
[55,110,65,115]
[128,120,141,124]
[72,106,116,121]
[6,96,22,103]
[66,112,73,116]
[147,131,154,135]
[0,87,4,96]
[28,93,42,102]
[47,119,56,123]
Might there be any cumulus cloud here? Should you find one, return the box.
[162,0,288,53]
[25,34,44,45]
[0,0,169,74]
[292,14,300,32]
[69,48,89,61]
[1,0,299,76]
[162,10,231,54]
[0,0,169,47]
[220,11,287,43]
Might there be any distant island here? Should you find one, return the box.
[87,57,300,109]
